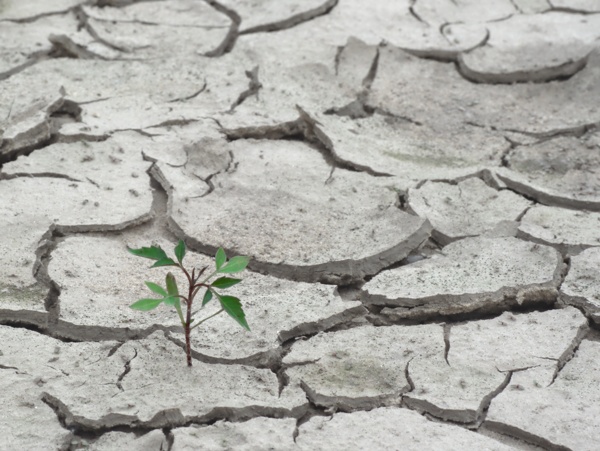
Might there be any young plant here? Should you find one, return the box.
[127,240,250,367]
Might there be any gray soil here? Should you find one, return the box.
[1,0,600,450]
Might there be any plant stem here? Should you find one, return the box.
[198,269,217,287]
[180,264,192,287]
[185,270,195,367]
[185,310,192,367]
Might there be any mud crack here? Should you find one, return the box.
[457,51,589,84]
[116,348,138,391]
[222,105,392,177]
[228,66,263,112]
[203,0,240,57]
[41,392,307,433]
[240,0,339,35]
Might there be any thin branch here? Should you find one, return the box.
[190,308,224,330]
[179,264,193,287]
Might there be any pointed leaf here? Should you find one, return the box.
[163,296,178,306]
[174,240,186,264]
[145,281,167,297]
[218,295,250,331]
[211,277,242,289]
[215,248,226,270]
[166,272,179,298]
[219,256,250,274]
[130,298,163,311]
[202,289,213,306]
[127,245,168,261]
[151,258,177,268]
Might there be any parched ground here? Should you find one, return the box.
[1,0,600,450]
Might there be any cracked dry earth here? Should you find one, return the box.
[2,1,600,451]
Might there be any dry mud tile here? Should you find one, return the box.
[485,340,600,451]
[1,57,209,105]
[84,430,167,450]
[310,113,508,183]
[406,308,588,423]
[171,418,297,451]
[511,0,551,14]
[0,0,81,20]
[297,407,514,450]
[82,1,229,27]
[0,15,77,75]
[560,247,600,324]
[263,0,487,55]
[225,8,483,111]
[214,57,361,129]
[55,122,111,144]
[45,332,307,427]
[0,283,48,313]
[79,1,229,58]
[78,95,202,132]
[283,323,443,410]
[50,233,366,359]
[551,0,600,12]
[334,36,379,89]
[0,370,70,449]
[362,236,563,318]
[458,12,600,83]
[188,55,262,114]
[189,273,366,361]
[216,0,332,34]
[496,133,600,210]
[0,139,152,299]
[144,42,269,116]
[86,19,226,59]
[517,205,600,255]
[411,0,515,24]
[127,121,224,168]
[369,45,600,136]
[3,134,152,184]
[0,325,121,380]
[2,137,154,208]
[408,178,532,245]
[159,139,431,284]
[47,30,122,60]
[213,37,375,130]
[49,235,183,330]
[0,88,64,162]
[135,132,190,167]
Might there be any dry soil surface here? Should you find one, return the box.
[1,0,600,450]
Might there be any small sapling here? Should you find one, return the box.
[128,240,250,366]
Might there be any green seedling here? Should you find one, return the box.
[128,240,250,367]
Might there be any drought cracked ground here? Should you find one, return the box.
[1,0,600,449]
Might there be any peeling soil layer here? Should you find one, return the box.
[1,0,600,449]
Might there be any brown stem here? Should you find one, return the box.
[185,316,192,367]
[180,264,193,287]
[185,270,195,367]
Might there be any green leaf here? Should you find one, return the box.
[218,295,250,331]
[151,258,178,268]
[202,289,213,306]
[166,272,179,298]
[219,256,250,274]
[173,298,185,326]
[163,296,178,306]
[211,277,242,289]
[215,248,226,270]
[174,240,186,264]
[130,298,163,311]
[145,281,167,297]
[127,245,168,261]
